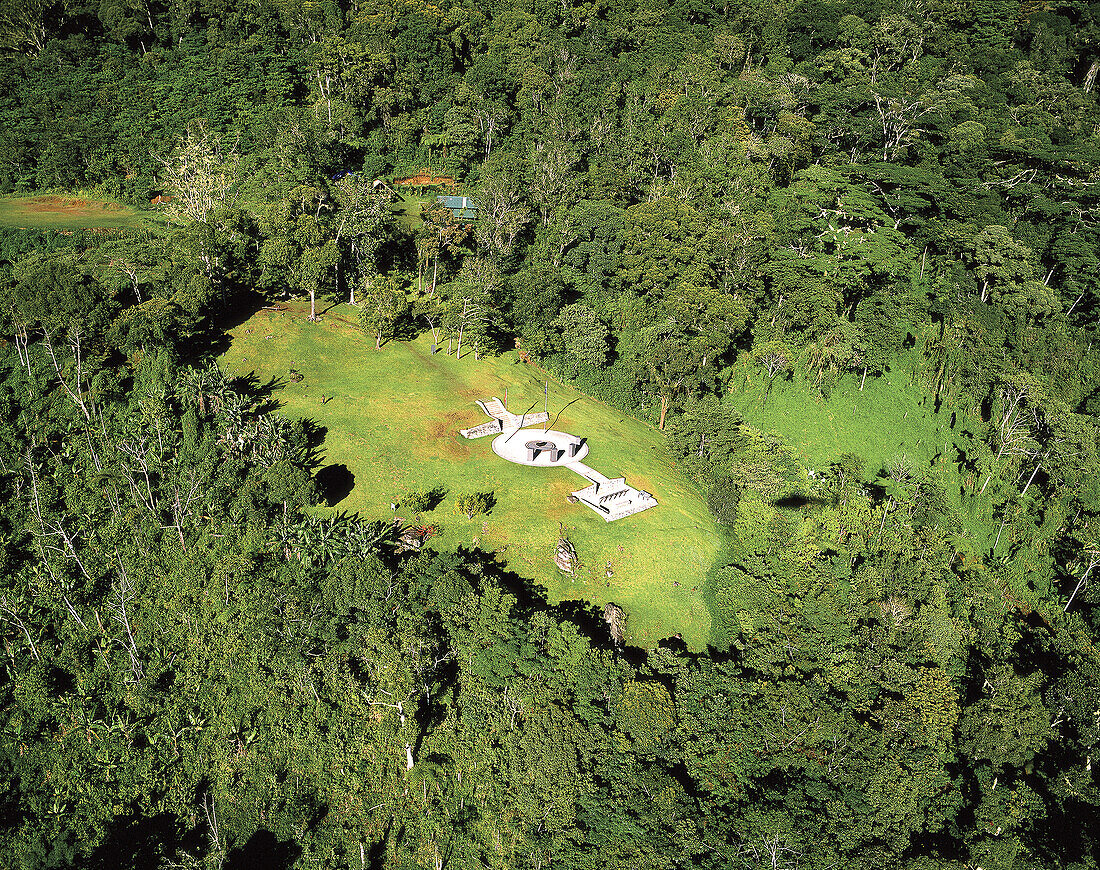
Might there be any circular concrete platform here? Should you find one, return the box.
[491,428,589,467]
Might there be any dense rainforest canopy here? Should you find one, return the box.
[2,0,1100,867]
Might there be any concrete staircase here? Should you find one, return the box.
[478,397,507,419]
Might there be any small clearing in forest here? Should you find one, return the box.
[221,300,724,649]
[0,194,159,231]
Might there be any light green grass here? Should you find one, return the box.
[221,301,720,649]
[0,195,160,231]
[390,191,427,233]
[727,351,962,477]
[726,352,998,544]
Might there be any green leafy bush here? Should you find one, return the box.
[706,474,742,526]
[454,492,494,519]
[403,486,447,514]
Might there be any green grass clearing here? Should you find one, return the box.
[221,301,722,649]
[0,194,161,231]
[727,351,966,478]
[725,352,999,544]
[389,191,428,232]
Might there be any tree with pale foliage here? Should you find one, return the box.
[1065,526,1100,612]
[333,175,392,306]
[0,0,47,54]
[752,340,791,406]
[155,121,241,225]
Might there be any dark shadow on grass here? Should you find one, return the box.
[316,464,355,506]
[553,598,648,663]
[300,418,328,469]
[187,287,269,363]
[224,372,288,419]
[392,316,422,341]
[467,547,549,619]
[422,485,447,511]
[458,546,647,657]
[229,372,286,404]
[317,298,345,317]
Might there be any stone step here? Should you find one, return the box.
[478,397,507,419]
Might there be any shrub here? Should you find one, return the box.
[706,474,742,526]
[454,492,494,519]
[403,486,447,514]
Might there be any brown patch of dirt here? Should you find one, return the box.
[427,411,468,439]
[25,196,116,215]
[436,434,471,460]
[402,341,471,395]
[29,196,84,211]
[404,340,432,363]
[426,411,475,459]
[394,174,456,186]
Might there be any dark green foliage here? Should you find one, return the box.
[401,486,446,515]
[2,2,1100,868]
[706,474,741,526]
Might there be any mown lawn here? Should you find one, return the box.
[221,301,721,649]
[0,195,160,231]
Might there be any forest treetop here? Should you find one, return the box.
[2,1,1100,868]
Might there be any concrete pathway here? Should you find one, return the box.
[462,397,549,438]
[565,461,609,485]
[460,399,657,521]
[478,397,507,419]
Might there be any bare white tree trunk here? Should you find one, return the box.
[1084,59,1099,93]
[41,329,90,420]
[110,552,144,682]
[1065,554,1099,612]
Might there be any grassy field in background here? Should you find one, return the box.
[0,195,160,231]
[221,300,721,649]
[389,191,428,232]
[724,352,1001,543]
[726,350,963,478]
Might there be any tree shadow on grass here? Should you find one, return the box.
[466,547,642,656]
[453,545,548,619]
[316,463,355,506]
[554,598,630,656]
[192,288,268,362]
[229,372,287,416]
[299,418,328,470]
[393,315,423,342]
[421,485,448,511]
